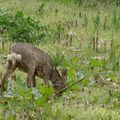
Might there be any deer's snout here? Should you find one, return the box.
[54,81,66,96]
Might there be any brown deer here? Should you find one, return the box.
[0,43,67,95]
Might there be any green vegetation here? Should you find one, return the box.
[0,0,120,119]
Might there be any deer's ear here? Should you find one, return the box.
[54,67,62,77]
[54,67,59,73]
[60,68,67,81]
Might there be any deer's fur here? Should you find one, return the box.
[0,43,67,95]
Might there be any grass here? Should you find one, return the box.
[0,0,120,119]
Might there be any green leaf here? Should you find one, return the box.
[81,79,89,86]
[90,59,102,67]
[68,68,75,80]
[39,86,54,96]
[104,96,111,105]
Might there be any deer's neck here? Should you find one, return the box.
[50,69,60,85]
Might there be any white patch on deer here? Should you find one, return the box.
[7,53,22,62]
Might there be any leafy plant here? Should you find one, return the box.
[0,9,54,44]
[90,59,103,68]
[52,52,65,67]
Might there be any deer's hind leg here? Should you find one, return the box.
[0,61,17,95]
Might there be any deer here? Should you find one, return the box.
[0,43,67,95]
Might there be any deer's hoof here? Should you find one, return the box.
[27,83,31,88]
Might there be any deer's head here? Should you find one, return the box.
[51,67,67,95]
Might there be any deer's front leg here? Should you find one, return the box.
[43,75,49,86]
[32,75,36,87]
[27,72,34,88]
[27,65,36,88]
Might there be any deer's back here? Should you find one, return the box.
[10,43,53,67]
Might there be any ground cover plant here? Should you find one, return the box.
[0,0,120,119]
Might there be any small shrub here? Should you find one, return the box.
[0,9,54,44]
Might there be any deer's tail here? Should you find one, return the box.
[7,53,22,66]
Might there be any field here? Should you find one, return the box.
[0,0,120,119]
